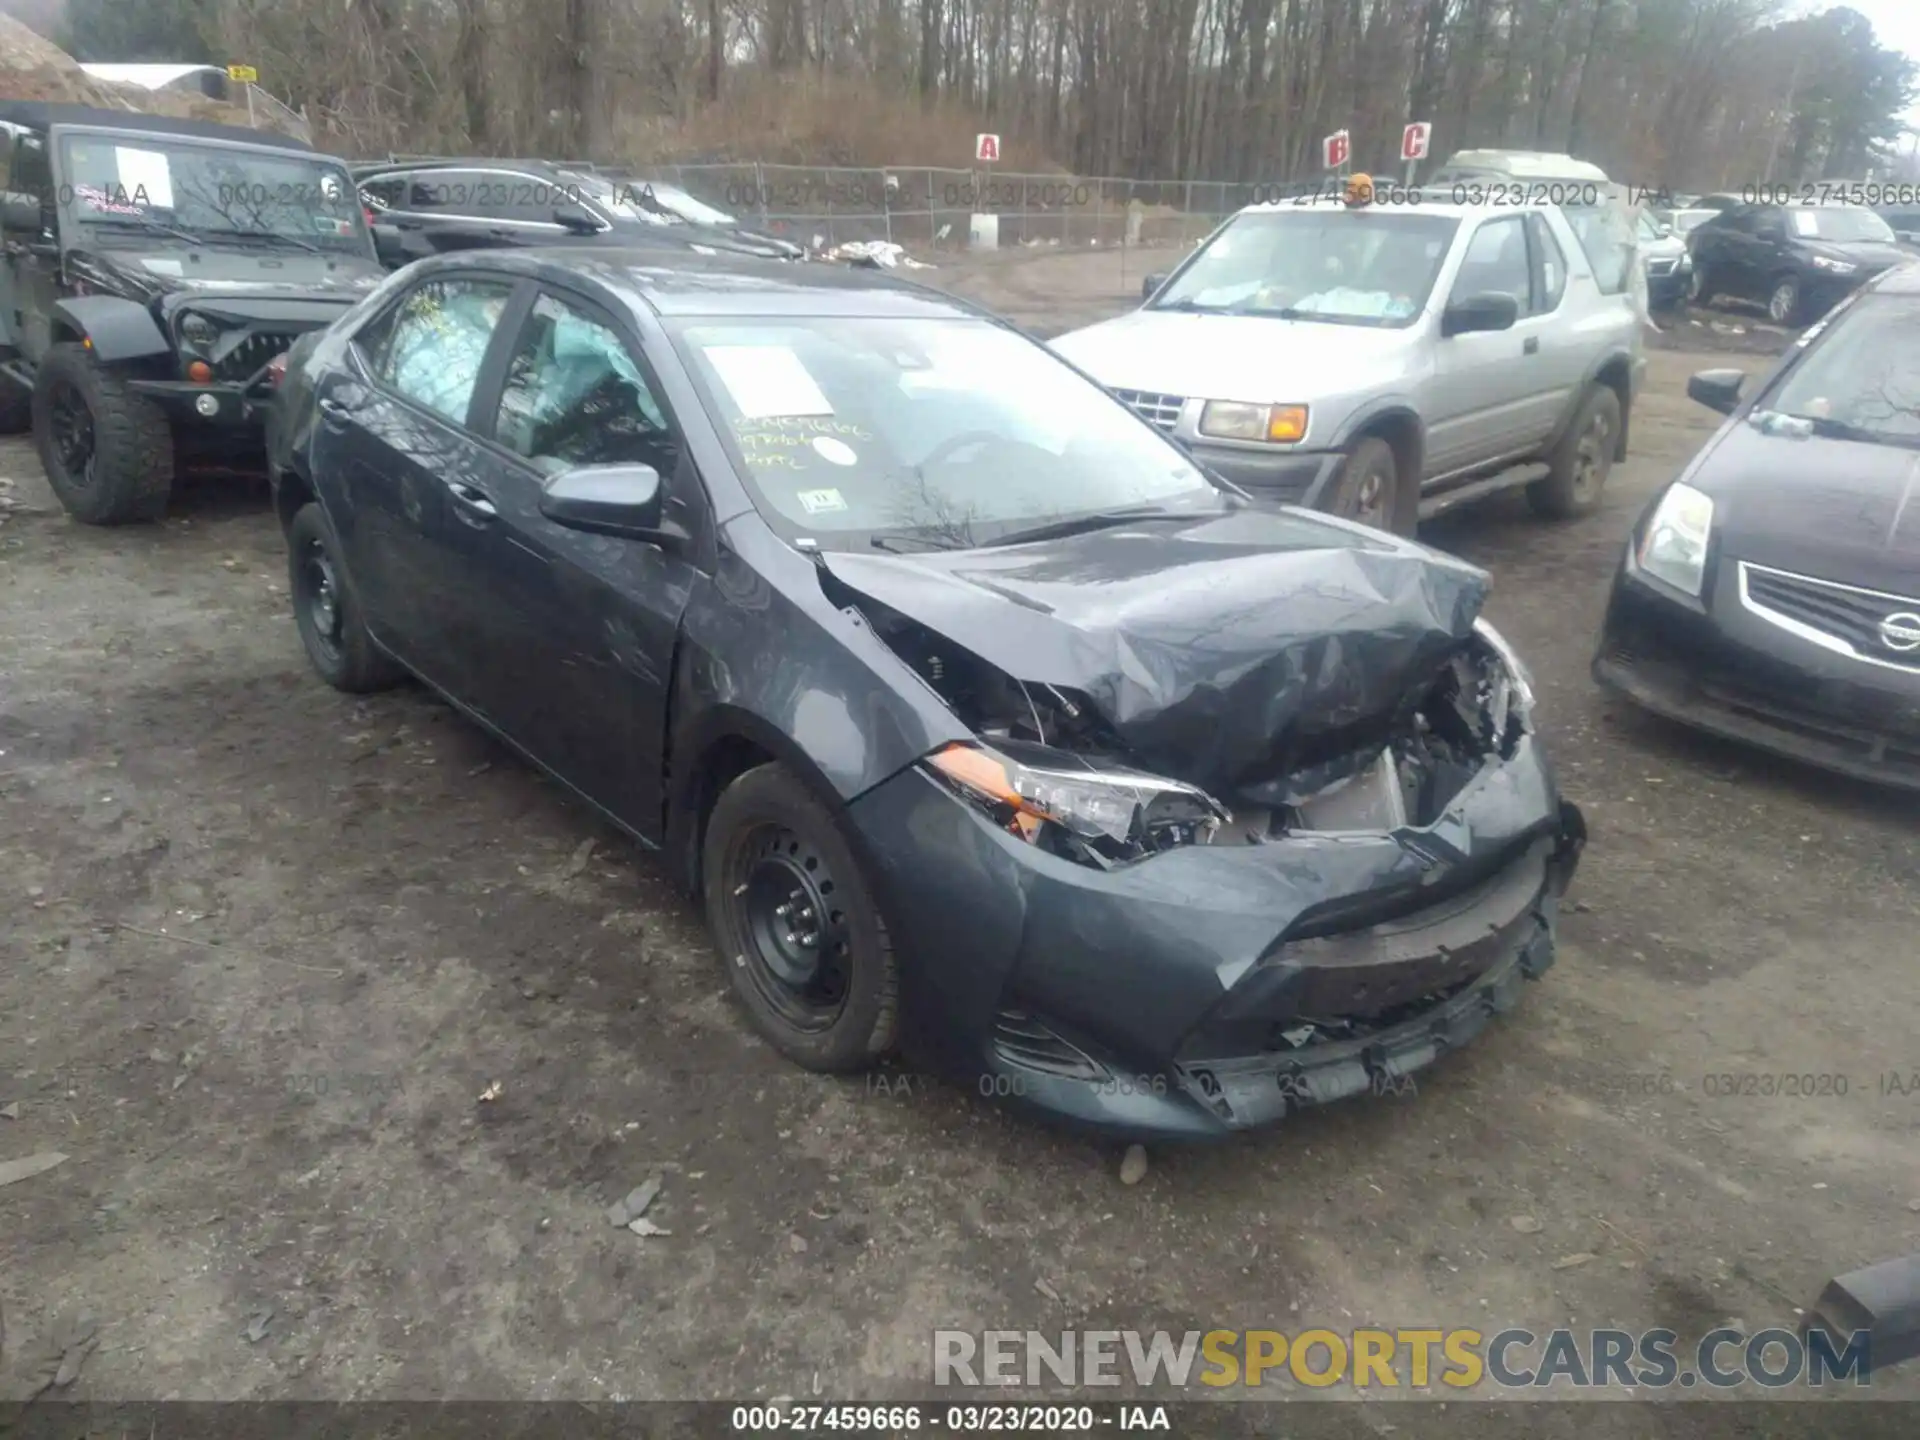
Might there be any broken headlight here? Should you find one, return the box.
[923,741,1228,867]
[1472,618,1536,727]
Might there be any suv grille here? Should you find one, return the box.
[1740,562,1920,671]
[216,330,302,386]
[1111,388,1185,433]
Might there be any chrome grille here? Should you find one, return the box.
[1739,562,1920,671]
[1111,387,1185,433]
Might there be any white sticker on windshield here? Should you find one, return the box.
[141,258,184,276]
[797,487,848,514]
[114,147,174,210]
[704,345,833,419]
[1791,210,1818,237]
[811,436,857,466]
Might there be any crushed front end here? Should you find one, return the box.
[844,618,1585,1140]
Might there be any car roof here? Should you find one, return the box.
[411,247,988,320]
[352,157,570,178]
[0,100,315,152]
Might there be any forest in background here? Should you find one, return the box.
[22,0,1920,187]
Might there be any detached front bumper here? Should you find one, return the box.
[1594,554,1920,790]
[847,739,1584,1141]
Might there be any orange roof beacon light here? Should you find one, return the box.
[1344,173,1375,208]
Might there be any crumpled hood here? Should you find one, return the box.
[1050,309,1411,403]
[822,506,1490,798]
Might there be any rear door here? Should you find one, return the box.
[448,284,704,836]
[307,271,524,696]
[1425,214,1544,474]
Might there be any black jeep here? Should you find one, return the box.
[0,102,387,524]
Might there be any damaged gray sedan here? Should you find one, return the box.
[269,250,1585,1140]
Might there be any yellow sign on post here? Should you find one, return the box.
[226,64,258,83]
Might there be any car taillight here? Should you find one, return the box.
[266,352,289,387]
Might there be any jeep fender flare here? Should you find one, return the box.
[49,297,170,364]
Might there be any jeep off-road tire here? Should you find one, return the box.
[703,761,899,1073]
[1528,384,1621,520]
[0,374,31,435]
[32,342,174,524]
[287,502,406,694]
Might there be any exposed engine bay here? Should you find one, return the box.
[850,590,1530,869]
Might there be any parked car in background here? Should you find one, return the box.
[354,159,797,269]
[1638,209,1691,311]
[1686,201,1908,324]
[613,177,806,260]
[1595,267,1920,791]
[0,101,385,524]
[267,247,1584,1139]
[1669,207,1720,237]
[1878,205,1920,245]
[1051,191,1643,535]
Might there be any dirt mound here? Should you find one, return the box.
[0,13,302,138]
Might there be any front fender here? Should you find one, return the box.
[51,296,170,363]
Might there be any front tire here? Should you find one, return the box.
[703,762,899,1072]
[287,501,405,693]
[1326,436,1412,536]
[1528,385,1621,520]
[1767,274,1803,326]
[31,342,173,524]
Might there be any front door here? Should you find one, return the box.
[1426,215,1546,475]
[453,285,702,837]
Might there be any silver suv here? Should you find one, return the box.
[1051,196,1646,534]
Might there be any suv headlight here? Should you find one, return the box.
[178,312,219,349]
[1810,255,1857,274]
[1199,401,1309,444]
[1637,481,1714,596]
[924,742,1227,866]
[1472,618,1536,720]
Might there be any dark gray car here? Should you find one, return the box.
[0,101,386,524]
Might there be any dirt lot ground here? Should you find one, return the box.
[3,248,1918,1432]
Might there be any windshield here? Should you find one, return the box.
[1789,207,1896,244]
[58,133,367,253]
[670,317,1220,549]
[559,171,674,227]
[1150,209,1459,325]
[1764,297,1920,446]
[646,183,737,227]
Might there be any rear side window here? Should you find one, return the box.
[1561,205,1634,294]
[361,277,516,424]
[360,174,407,210]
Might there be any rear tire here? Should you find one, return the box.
[1326,436,1413,536]
[1528,385,1621,520]
[703,762,899,1073]
[32,342,173,524]
[287,501,405,693]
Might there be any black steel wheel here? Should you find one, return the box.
[286,502,405,693]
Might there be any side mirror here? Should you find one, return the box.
[370,224,409,268]
[1687,368,1746,416]
[1440,290,1519,337]
[538,463,666,540]
[1141,273,1167,300]
[553,203,601,235]
[0,190,44,234]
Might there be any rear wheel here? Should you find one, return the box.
[1326,436,1412,536]
[703,762,898,1072]
[1528,385,1620,520]
[287,502,405,693]
[32,343,174,524]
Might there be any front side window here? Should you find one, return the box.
[1453,217,1532,312]
[672,316,1218,549]
[1761,297,1920,446]
[57,133,367,253]
[494,292,677,473]
[362,277,515,424]
[1150,209,1460,326]
[1528,213,1568,311]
